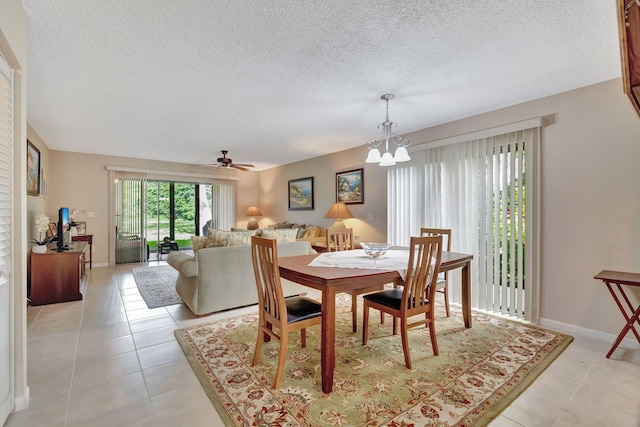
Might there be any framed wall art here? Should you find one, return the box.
[27,139,40,196]
[336,168,364,204]
[75,221,87,236]
[288,177,314,211]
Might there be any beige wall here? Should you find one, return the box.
[259,78,640,338]
[257,149,388,242]
[26,126,50,246]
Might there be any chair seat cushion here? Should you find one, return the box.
[363,288,404,310]
[285,296,322,324]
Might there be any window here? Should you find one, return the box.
[388,121,540,321]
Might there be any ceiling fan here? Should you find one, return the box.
[210,150,255,171]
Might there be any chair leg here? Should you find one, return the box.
[300,328,307,348]
[443,285,450,317]
[392,316,398,335]
[362,301,370,345]
[252,324,264,366]
[352,293,358,333]
[400,317,411,369]
[273,333,288,389]
[429,318,439,356]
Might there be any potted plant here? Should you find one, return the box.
[32,214,53,253]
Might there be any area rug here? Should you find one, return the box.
[175,295,572,426]
[131,265,182,309]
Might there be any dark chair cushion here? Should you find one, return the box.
[285,296,322,324]
[363,288,404,310]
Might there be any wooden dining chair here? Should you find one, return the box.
[250,236,322,389]
[362,235,443,369]
[420,228,452,317]
[327,227,384,332]
[326,227,355,252]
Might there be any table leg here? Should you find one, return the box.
[606,307,640,358]
[462,261,472,328]
[321,287,336,394]
[605,282,640,358]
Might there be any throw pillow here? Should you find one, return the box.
[261,228,298,243]
[274,222,295,229]
[304,226,320,238]
[191,236,207,253]
[295,225,308,239]
[207,229,253,247]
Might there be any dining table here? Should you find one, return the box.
[278,249,474,394]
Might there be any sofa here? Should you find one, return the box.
[167,240,316,316]
[264,222,327,246]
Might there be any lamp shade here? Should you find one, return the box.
[324,203,354,219]
[246,206,263,217]
[379,151,396,166]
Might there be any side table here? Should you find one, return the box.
[593,270,640,358]
[72,234,93,269]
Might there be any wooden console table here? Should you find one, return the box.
[72,234,93,268]
[30,242,87,306]
[593,270,640,358]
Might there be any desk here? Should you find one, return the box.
[279,250,473,394]
[594,270,640,358]
[72,234,93,269]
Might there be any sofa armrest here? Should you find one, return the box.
[167,252,198,277]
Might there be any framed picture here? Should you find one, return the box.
[75,221,87,236]
[288,177,314,211]
[27,140,40,196]
[336,168,364,204]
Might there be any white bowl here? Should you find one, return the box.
[360,242,390,258]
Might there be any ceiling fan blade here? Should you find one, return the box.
[231,163,255,167]
[230,164,250,171]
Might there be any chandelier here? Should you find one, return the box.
[365,93,411,166]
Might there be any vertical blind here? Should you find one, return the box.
[114,172,147,264]
[211,177,236,231]
[388,125,539,321]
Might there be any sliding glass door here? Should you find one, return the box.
[146,181,206,257]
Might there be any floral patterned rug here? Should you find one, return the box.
[175,295,572,426]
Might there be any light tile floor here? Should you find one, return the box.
[7,262,640,426]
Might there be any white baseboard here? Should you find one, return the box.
[539,317,640,350]
[12,385,30,412]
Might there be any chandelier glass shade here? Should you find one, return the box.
[365,94,411,166]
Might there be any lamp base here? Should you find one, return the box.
[330,220,346,229]
[247,218,260,230]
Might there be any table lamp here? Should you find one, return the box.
[246,206,263,230]
[324,202,354,228]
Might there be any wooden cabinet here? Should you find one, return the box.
[30,242,87,306]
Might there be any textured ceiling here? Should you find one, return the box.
[22,0,621,171]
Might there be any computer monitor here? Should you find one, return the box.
[57,207,70,251]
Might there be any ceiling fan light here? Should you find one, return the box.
[379,151,396,166]
[366,148,382,163]
[393,146,411,162]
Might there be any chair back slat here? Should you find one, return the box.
[402,235,442,310]
[420,228,451,251]
[327,227,354,252]
[251,236,286,322]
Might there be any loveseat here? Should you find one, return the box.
[265,222,327,246]
[166,240,316,316]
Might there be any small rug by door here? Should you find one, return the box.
[132,265,182,309]
[175,295,573,426]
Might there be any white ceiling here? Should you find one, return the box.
[22,0,621,171]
